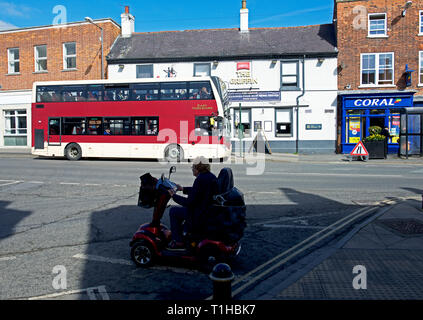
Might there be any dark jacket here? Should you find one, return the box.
[172,171,218,234]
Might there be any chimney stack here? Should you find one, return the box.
[121,6,135,38]
[240,0,249,33]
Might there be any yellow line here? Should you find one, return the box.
[206,205,377,300]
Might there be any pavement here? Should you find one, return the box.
[1,147,422,164]
[238,197,423,300]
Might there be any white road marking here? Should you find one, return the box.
[28,286,109,300]
[0,256,16,262]
[0,181,21,187]
[60,182,81,186]
[73,253,132,266]
[73,253,198,274]
[27,181,44,184]
[262,224,325,230]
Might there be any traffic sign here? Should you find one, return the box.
[350,141,369,156]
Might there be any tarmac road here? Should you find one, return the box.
[0,155,421,300]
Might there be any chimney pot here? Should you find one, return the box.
[125,6,129,14]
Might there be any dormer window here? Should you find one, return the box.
[368,13,387,37]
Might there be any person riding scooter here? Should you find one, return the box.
[167,157,218,250]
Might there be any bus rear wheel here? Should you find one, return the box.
[165,144,184,163]
[65,143,82,161]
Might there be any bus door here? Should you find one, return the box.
[48,118,62,146]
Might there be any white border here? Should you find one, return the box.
[368,13,387,38]
[360,52,395,87]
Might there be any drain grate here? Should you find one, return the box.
[378,219,423,236]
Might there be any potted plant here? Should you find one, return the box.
[362,126,387,159]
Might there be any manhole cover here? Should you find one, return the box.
[378,219,423,236]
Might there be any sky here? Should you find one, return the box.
[0,0,335,32]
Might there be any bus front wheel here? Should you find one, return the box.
[165,144,184,163]
[65,143,82,161]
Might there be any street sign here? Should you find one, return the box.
[350,141,369,156]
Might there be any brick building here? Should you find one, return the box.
[0,19,121,148]
[334,0,423,154]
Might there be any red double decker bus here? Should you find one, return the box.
[31,77,231,161]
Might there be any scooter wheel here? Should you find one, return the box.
[131,240,155,267]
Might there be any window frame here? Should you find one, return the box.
[7,48,20,74]
[233,108,252,138]
[4,109,27,136]
[136,64,154,78]
[419,51,423,85]
[368,13,387,38]
[360,52,395,87]
[193,63,211,77]
[420,11,423,35]
[275,108,293,138]
[63,42,77,70]
[34,45,48,72]
[280,60,300,91]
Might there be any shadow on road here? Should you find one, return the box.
[0,201,32,241]
[78,187,365,300]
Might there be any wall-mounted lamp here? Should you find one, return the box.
[402,1,412,17]
[119,64,125,69]
[271,60,277,65]
[318,58,325,64]
[213,60,219,67]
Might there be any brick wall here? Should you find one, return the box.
[335,0,423,95]
[0,20,121,91]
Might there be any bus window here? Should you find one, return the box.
[160,82,187,100]
[62,118,86,135]
[37,86,62,103]
[103,118,131,135]
[131,83,160,101]
[104,85,130,101]
[189,82,214,100]
[87,85,104,102]
[132,117,159,135]
[146,118,159,135]
[195,116,212,136]
[87,117,102,135]
[49,118,61,135]
[132,118,146,135]
[61,86,86,102]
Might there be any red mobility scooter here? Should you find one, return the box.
[130,166,246,270]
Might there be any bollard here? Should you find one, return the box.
[209,263,235,301]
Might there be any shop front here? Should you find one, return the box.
[340,92,415,154]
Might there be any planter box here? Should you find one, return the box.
[363,140,386,159]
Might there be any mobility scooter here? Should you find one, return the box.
[130,166,246,271]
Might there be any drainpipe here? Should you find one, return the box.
[295,55,306,154]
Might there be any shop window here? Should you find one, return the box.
[233,109,251,138]
[63,42,76,70]
[281,60,299,90]
[8,48,20,74]
[35,45,47,72]
[136,65,153,78]
[361,53,394,86]
[368,13,387,37]
[275,109,292,137]
[194,63,211,77]
[4,110,27,146]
